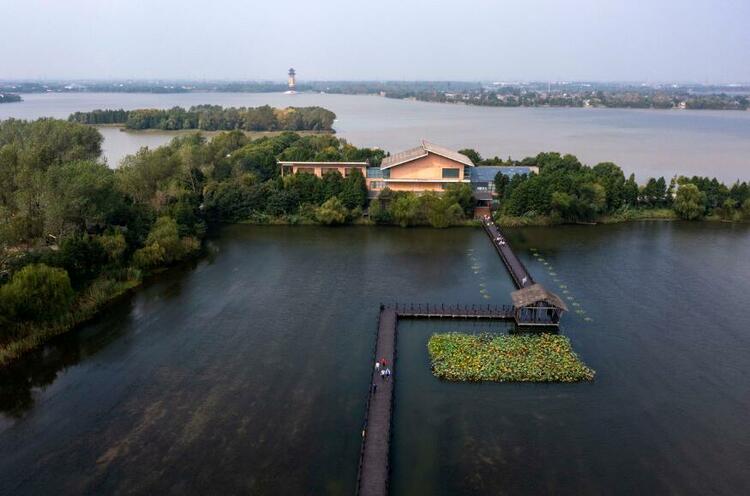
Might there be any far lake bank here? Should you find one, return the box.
[1,92,749,181]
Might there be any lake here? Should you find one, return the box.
[1,92,749,182]
[1,223,749,495]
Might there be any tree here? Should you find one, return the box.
[321,170,344,200]
[0,263,74,323]
[52,236,109,289]
[315,197,348,225]
[673,184,706,220]
[458,148,482,164]
[340,169,368,210]
[742,198,750,220]
[592,162,625,210]
[423,193,463,228]
[133,216,198,269]
[623,173,639,206]
[389,193,423,227]
[494,172,510,198]
[44,160,120,237]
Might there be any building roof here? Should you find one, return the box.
[380,140,474,169]
[470,166,535,182]
[511,284,568,311]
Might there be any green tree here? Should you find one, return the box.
[339,169,368,209]
[494,172,510,198]
[623,173,639,206]
[458,149,482,164]
[52,236,109,289]
[423,193,463,228]
[389,193,423,227]
[0,263,74,323]
[44,160,120,237]
[443,183,474,216]
[673,184,706,220]
[315,197,348,225]
[133,216,198,269]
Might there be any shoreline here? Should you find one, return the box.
[2,214,747,367]
[93,124,334,137]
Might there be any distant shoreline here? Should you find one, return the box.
[94,124,334,137]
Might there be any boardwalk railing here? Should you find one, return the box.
[387,302,515,319]
[354,305,383,493]
[481,218,534,289]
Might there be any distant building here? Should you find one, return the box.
[287,68,296,92]
[278,141,539,217]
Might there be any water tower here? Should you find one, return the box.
[287,68,296,92]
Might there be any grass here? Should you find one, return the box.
[0,272,142,367]
[427,332,595,382]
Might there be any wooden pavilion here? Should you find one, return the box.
[511,283,568,327]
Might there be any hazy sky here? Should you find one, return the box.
[3,0,749,82]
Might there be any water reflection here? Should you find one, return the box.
[0,300,134,418]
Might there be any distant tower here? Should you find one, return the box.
[288,68,296,92]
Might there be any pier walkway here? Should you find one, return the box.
[481,217,534,289]
[355,303,515,496]
[356,221,567,495]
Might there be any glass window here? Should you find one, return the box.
[442,168,460,178]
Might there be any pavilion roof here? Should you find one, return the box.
[511,283,568,311]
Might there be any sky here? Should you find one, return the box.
[2,0,750,83]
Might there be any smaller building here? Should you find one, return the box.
[279,161,368,179]
[511,283,568,326]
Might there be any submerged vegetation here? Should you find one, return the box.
[427,332,595,382]
[68,105,336,132]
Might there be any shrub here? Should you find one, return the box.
[673,184,706,220]
[315,197,348,225]
[0,264,74,323]
[132,216,199,269]
[742,199,750,220]
[98,232,127,264]
[54,236,109,289]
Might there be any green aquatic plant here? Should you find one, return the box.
[427,332,594,383]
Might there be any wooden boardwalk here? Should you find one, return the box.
[481,217,534,289]
[356,307,396,496]
[355,304,514,496]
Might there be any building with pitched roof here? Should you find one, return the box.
[278,141,539,216]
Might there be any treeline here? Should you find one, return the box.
[0,93,22,104]
[0,121,391,359]
[68,105,337,132]
[418,90,749,110]
[459,149,750,223]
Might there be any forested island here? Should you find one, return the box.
[68,105,336,131]
[1,118,749,365]
[0,93,22,104]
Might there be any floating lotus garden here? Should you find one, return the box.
[427,332,595,382]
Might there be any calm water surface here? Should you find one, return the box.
[1,223,749,495]
[1,92,749,181]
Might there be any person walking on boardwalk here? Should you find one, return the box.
[385,368,392,379]
[380,358,387,368]
[380,369,386,380]
[375,360,380,371]
[372,383,377,394]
